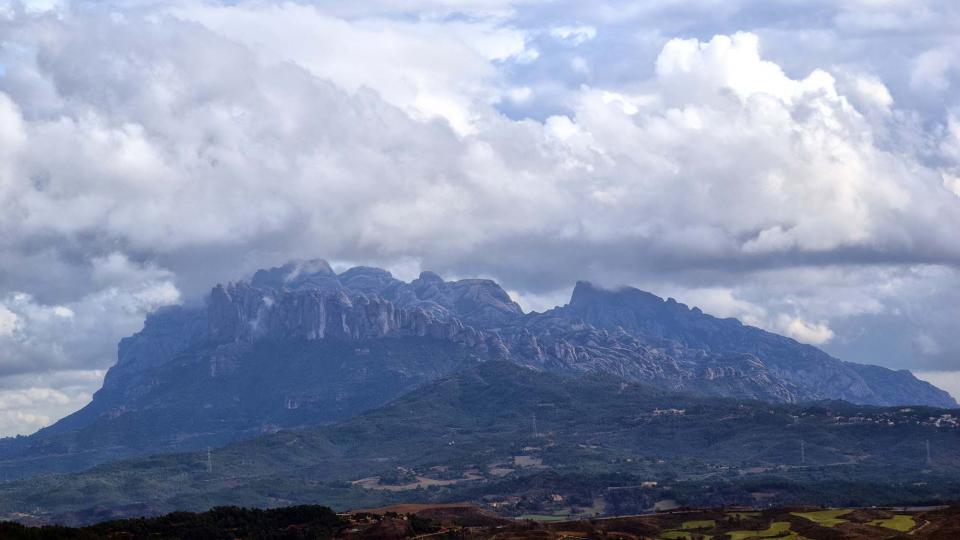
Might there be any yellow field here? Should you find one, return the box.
[660,531,712,540]
[518,514,569,521]
[867,514,916,532]
[727,521,792,540]
[790,509,851,527]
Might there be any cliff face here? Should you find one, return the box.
[205,281,506,353]
[560,281,956,407]
[1,259,953,481]
[69,260,960,428]
[95,261,953,412]
[247,261,524,328]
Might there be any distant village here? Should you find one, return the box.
[797,409,959,429]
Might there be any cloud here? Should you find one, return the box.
[0,16,952,279]
[0,254,179,378]
[655,33,799,102]
[0,256,175,435]
[546,32,958,270]
[652,284,836,346]
[1,13,957,318]
[776,315,835,345]
[173,2,534,134]
[911,47,957,94]
[915,332,942,356]
[508,287,573,314]
[0,304,18,337]
[0,369,101,436]
[915,371,960,402]
[841,72,894,114]
[549,25,596,46]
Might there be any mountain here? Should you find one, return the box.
[0,259,951,481]
[556,281,951,406]
[1,361,958,525]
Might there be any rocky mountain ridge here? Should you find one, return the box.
[0,259,953,481]
[74,259,960,427]
[554,280,953,407]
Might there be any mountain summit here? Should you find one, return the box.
[0,259,952,480]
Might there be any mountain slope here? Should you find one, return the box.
[1,361,958,525]
[559,281,953,406]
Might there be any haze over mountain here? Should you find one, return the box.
[0,260,950,483]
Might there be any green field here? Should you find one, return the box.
[518,514,569,522]
[727,521,792,540]
[790,509,851,527]
[867,514,915,531]
[682,519,716,529]
[661,531,713,540]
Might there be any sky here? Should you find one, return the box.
[0,0,959,436]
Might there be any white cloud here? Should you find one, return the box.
[915,332,942,356]
[656,33,800,102]
[842,72,894,113]
[944,173,960,198]
[559,32,948,263]
[657,287,766,326]
[509,287,573,314]
[172,2,534,134]
[911,47,956,94]
[570,55,589,74]
[506,86,533,103]
[0,255,180,378]
[915,371,960,402]
[0,304,18,337]
[943,113,960,161]
[549,25,596,46]
[656,284,840,346]
[0,366,104,435]
[0,93,24,190]
[776,314,835,345]
[0,8,951,288]
[940,113,960,197]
